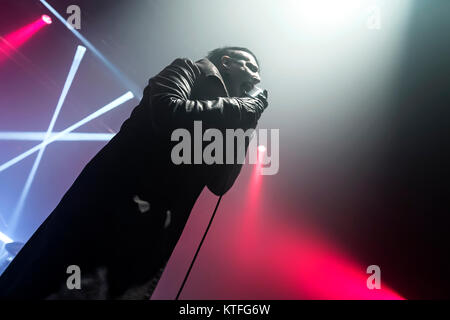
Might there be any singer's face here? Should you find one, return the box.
[221,50,261,97]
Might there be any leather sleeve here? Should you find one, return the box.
[207,122,257,196]
[147,58,258,196]
[148,58,244,134]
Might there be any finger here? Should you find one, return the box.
[257,93,267,101]
[257,93,268,109]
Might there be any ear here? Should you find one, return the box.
[220,55,232,70]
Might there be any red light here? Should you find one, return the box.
[41,15,52,25]
[1,17,49,63]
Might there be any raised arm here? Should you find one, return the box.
[147,58,265,134]
[146,57,267,196]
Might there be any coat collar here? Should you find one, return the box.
[195,58,230,97]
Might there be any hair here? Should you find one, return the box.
[206,46,260,70]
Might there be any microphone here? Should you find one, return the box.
[245,85,264,98]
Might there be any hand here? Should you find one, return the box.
[238,89,269,124]
[255,89,269,110]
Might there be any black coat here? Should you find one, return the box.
[0,58,257,299]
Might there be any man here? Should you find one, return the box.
[0,46,268,299]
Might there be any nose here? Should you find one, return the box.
[251,74,261,85]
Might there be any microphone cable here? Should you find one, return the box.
[175,194,223,300]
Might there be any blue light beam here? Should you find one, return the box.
[0,231,13,244]
[39,0,142,100]
[0,92,133,173]
[9,45,86,233]
[0,132,115,141]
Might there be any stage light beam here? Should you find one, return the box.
[8,45,86,234]
[0,132,115,141]
[41,14,52,25]
[0,92,134,173]
[0,16,50,63]
[0,232,13,244]
[39,0,142,100]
